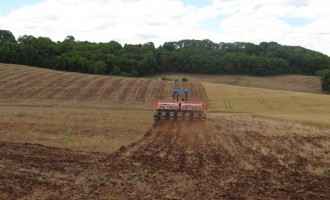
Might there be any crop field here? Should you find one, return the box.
[152,73,321,93]
[1,116,329,199]
[0,64,205,152]
[0,64,329,199]
[0,64,205,107]
[204,83,330,127]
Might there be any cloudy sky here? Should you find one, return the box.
[0,0,329,55]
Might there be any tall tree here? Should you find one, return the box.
[317,69,330,92]
[0,30,16,44]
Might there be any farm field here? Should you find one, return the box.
[0,63,329,199]
[0,64,205,107]
[152,73,321,93]
[204,83,330,127]
[0,63,205,152]
[1,116,329,199]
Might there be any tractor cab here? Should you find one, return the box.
[171,89,188,101]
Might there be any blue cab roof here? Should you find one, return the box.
[171,90,188,94]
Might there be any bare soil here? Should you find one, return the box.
[1,116,329,200]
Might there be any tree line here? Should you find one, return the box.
[1,29,330,91]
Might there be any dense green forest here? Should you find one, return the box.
[1,29,330,77]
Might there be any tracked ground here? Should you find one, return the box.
[1,116,329,199]
[0,64,206,105]
[0,64,329,199]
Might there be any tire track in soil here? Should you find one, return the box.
[289,96,315,111]
[217,85,232,111]
[291,96,305,108]
[257,96,274,111]
[0,116,329,199]
[107,118,329,199]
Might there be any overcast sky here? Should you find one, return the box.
[0,0,329,56]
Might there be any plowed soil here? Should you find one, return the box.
[1,116,329,200]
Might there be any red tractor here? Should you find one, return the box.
[153,90,206,123]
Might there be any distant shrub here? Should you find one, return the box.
[182,77,188,82]
[174,79,179,82]
[161,77,173,81]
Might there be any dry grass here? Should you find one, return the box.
[0,63,329,153]
[152,73,321,93]
[0,105,152,153]
[0,63,207,153]
[0,64,206,103]
[1,62,329,199]
[204,83,330,126]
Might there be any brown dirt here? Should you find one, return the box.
[1,116,329,200]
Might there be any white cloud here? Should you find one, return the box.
[1,0,330,55]
[212,0,330,55]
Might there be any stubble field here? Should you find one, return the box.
[203,83,330,127]
[0,64,329,199]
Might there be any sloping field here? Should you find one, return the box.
[153,73,321,93]
[0,64,206,109]
[0,63,206,152]
[0,63,329,199]
[1,116,329,199]
[204,83,330,126]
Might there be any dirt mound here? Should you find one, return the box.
[0,64,206,102]
[1,116,329,199]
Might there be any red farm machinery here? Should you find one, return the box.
[153,90,207,123]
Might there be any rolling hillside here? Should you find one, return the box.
[152,73,321,93]
[0,64,206,108]
[0,63,329,199]
[204,83,330,126]
[1,63,329,126]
